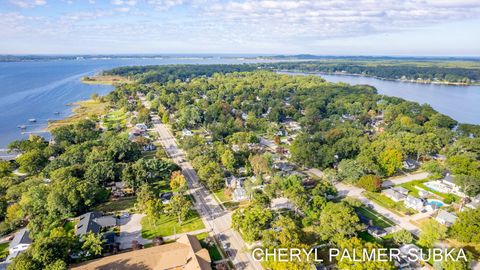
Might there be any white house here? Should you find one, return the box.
[435,210,458,227]
[7,229,32,261]
[383,188,407,202]
[404,195,424,211]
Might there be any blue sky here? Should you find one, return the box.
[1,0,480,56]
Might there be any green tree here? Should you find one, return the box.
[418,219,447,248]
[135,184,156,213]
[450,208,480,243]
[421,160,445,179]
[45,260,68,270]
[337,159,365,183]
[438,249,471,270]
[454,175,480,197]
[166,195,191,224]
[249,154,271,176]
[16,149,48,174]
[337,237,395,270]
[232,204,273,242]
[378,148,403,176]
[197,161,223,190]
[84,161,116,186]
[170,171,187,193]
[8,252,40,270]
[81,232,104,257]
[317,202,362,243]
[392,229,413,245]
[0,161,12,177]
[357,174,381,192]
[221,149,236,172]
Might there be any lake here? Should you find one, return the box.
[282,72,480,125]
[0,57,272,148]
[1,60,479,147]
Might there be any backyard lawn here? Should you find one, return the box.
[141,210,205,239]
[364,191,413,216]
[399,180,460,203]
[355,206,396,228]
[93,197,136,213]
[102,109,128,130]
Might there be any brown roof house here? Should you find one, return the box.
[71,234,212,270]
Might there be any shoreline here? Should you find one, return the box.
[47,99,108,131]
[81,74,132,85]
[277,70,479,86]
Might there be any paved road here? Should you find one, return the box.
[381,172,430,188]
[141,95,262,270]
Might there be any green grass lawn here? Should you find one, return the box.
[0,242,9,260]
[196,232,223,261]
[93,197,136,213]
[103,109,128,129]
[357,231,378,243]
[399,180,460,203]
[214,189,231,203]
[141,210,205,239]
[355,206,395,228]
[364,191,413,216]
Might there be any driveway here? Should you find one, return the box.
[382,172,429,187]
[116,213,151,250]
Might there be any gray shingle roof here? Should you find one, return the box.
[436,210,458,224]
[75,212,117,236]
[9,229,32,249]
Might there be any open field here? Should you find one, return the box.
[81,75,131,85]
[48,99,107,130]
[141,210,205,239]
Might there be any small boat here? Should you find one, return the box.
[18,125,27,129]
[54,111,60,115]
[28,118,37,123]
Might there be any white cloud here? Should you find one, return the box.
[8,0,47,8]
[202,0,480,41]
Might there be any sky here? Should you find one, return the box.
[0,0,480,56]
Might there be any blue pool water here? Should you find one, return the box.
[427,199,445,207]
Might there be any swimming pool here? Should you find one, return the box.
[427,199,445,207]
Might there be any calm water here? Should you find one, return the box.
[0,57,272,147]
[282,72,480,125]
[1,62,479,147]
